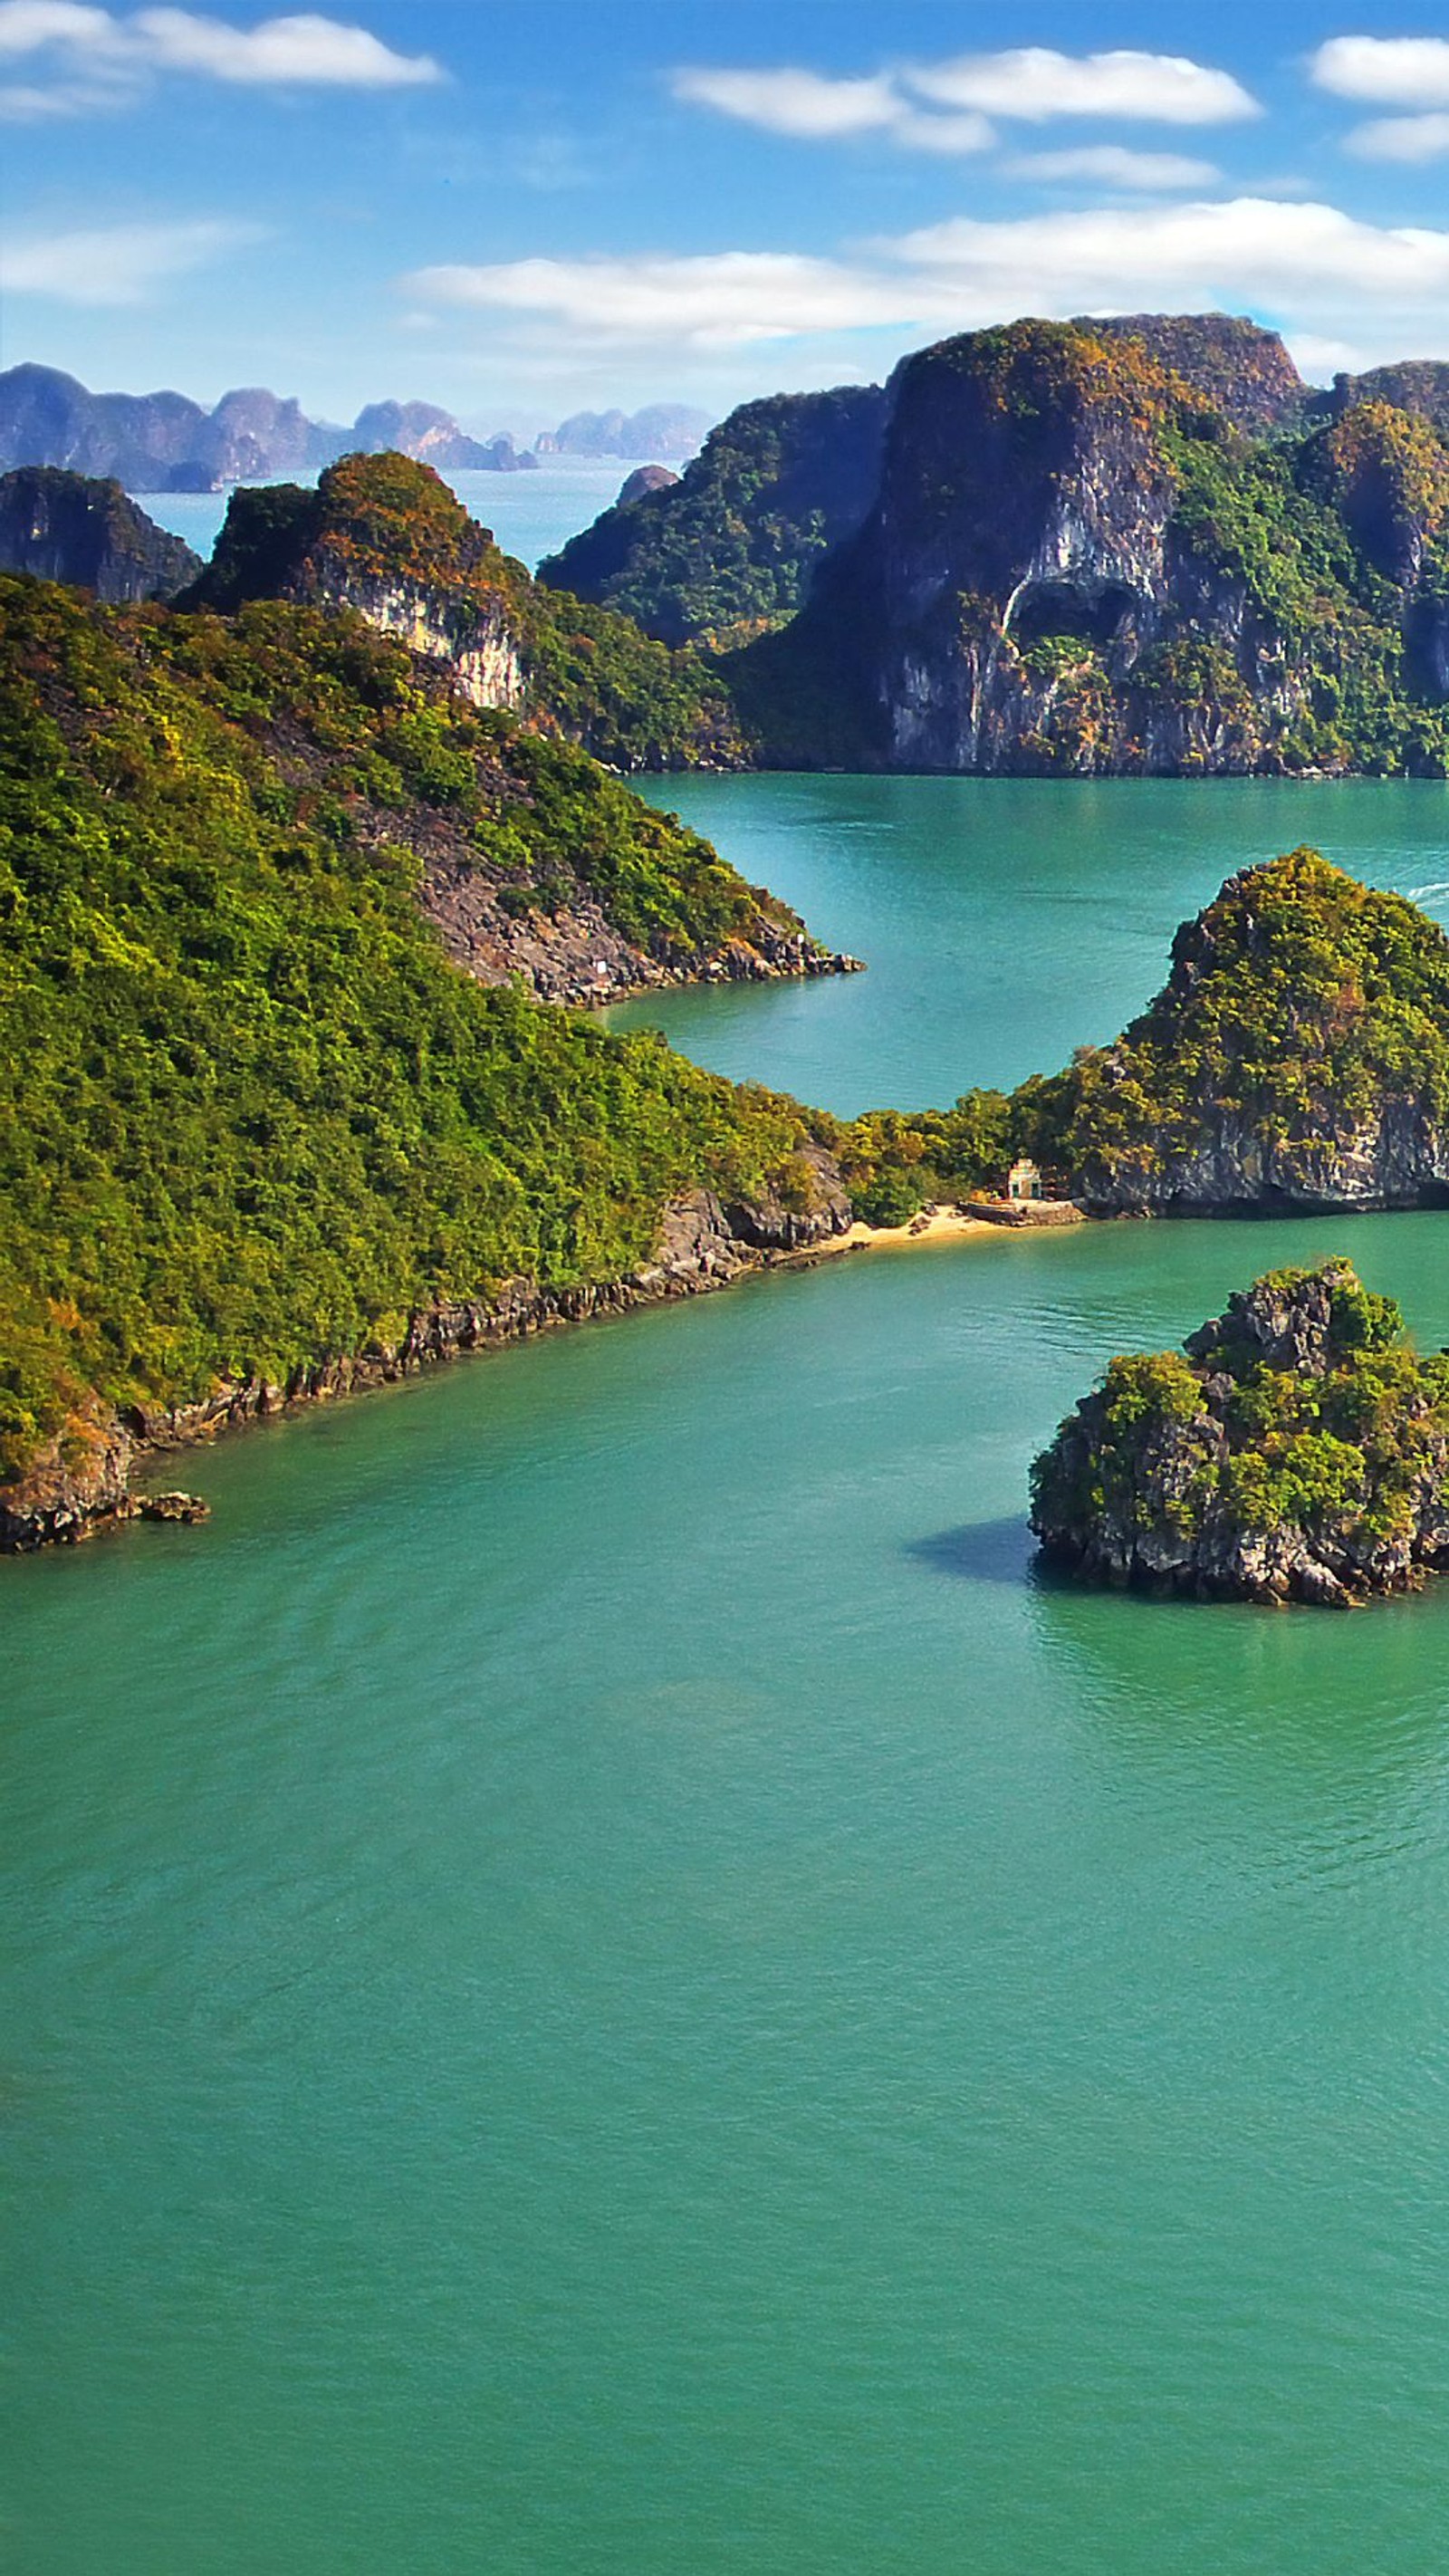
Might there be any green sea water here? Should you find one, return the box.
[10,782,1449,2574]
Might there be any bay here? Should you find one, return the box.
[612,772,1449,1112]
[9,780,1449,2573]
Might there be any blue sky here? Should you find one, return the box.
[6,2,1449,431]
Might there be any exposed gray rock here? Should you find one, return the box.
[1031,1260,1449,1604]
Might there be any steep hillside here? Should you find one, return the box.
[1028,850,1449,1210]
[835,851,1449,1222]
[540,386,888,647]
[0,572,851,1545]
[738,320,1449,775]
[1032,1259,1449,1604]
[0,469,200,601]
[185,451,746,769]
[1325,361,1449,443]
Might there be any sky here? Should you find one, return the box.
[6,1,1449,434]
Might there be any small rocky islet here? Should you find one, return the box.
[1031,1259,1449,1606]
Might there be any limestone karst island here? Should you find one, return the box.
[1032,1260,1449,1604]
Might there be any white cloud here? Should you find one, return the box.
[0,3,117,52]
[1008,145,1220,190]
[131,8,441,86]
[905,46,1259,125]
[407,251,921,350]
[669,45,1255,154]
[1345,111,1449,166]
[672,65,903,140]
[888,197,1449,310]
[1310,36,1449,110]
[0,215,260,301]
[1286,332,1372,380]
[406,196,1449,374]
[0,0,441,108]
[670,62,992,154]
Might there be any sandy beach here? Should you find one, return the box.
[811,1199,1089,1260]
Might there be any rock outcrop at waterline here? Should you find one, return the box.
[0,1162,852,1552]
[1031,1260,1449,1605]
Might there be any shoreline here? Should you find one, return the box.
[805,1198,1090,1258]
[0,1193,1091,1557]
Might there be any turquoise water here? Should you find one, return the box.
[12,784,1449,2571]
[139,457,625,571]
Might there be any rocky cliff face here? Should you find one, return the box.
[768,322,1329,775]
[185,450,745,769]
[307,546,525,711]
[730,316,1449,777]
[187,462,528,713]
[1075,1098,1449,1216]
[1032,1260,1449,1605]
[0,468,200,601]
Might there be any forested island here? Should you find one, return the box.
[1031,1261,1449,1606]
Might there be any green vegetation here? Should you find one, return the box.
[1030,1260,1449,1597]
[173,376,1449,782]
[540,388,887,649]
[824,850,1449,1224]
[1017,849,1449,1199]
[825,1096,1015,1222]
[0,573,825,1488]
[1087,314,1307,437]
[187,451,748,773]
[1156,406,1449,774]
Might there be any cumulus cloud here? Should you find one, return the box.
[1008,145,1220,190]
[0,214,260,300]
[130,8,441,85]
[1344,112,1449,165]
[406,196,1449,371]
[672,66,905,140]
[669,62,992,153]
[887,197,1449,300]
[0,3,116,51]
[671,44,1255,156]
[1310,36,1449,110]
[407,250,915,349]
[907,47,1260,125]
[0,0,441,109]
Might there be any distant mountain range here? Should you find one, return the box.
[539,406,712,460]
[0,365,712,492]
